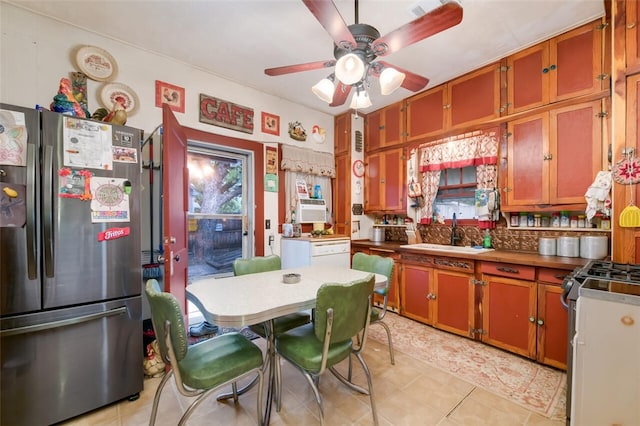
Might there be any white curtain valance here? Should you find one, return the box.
[419,127,499,172]
[281,145,335,178]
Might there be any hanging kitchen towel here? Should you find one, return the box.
[476,189,499,229]
[584,171,612,221]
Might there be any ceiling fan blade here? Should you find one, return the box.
[374,61,430,92]
[302,0,357,50]
[330,82,352,107]
[371,1,463,57]
[265,60,336,76]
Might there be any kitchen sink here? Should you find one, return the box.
[399,243,495,254]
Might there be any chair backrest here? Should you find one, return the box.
[145,279,189,363]
[233,254,281,276]
[314,274,375,343]
[351,252,394,296]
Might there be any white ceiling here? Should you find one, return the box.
[9,0,605,116]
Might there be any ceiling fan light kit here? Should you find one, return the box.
[379,67,406,95]
[335,53,366,85]
[265,0,463,108]
[312,76,336,103]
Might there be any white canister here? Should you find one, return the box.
[538,237,557,256]
[557,236,580,257]
[282,223,293,238]
[579,236,609,259]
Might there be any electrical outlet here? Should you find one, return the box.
[268,235,274,246]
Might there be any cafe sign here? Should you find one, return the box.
[199,94,254,134]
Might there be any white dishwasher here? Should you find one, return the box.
[281,236,351,269]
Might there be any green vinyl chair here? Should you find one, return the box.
[233,255,311,338]
[145,279,264,426]
[275,275,378,425]
[352,252,395,364]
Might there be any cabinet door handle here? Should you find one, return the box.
[537,319,544,326]
[426,293,436,300]
[543,153,553,160]
[497,266,519,274]
[529,316,535,323]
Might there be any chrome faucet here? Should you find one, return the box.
[450,213,462,246]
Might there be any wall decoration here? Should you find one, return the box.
[352,159,365,177]
[264,173,278,192]
[199,94,254,134]
[265,146,278,174]
[100,82,139,115]
[311,125,326,143]
[73,45,118,82]
[155,80,185,113]
[288,121,307,141]
[261,112,280,135]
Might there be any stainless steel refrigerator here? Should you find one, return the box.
[0,104,143,425]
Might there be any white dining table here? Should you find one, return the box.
[185,264,387,425]
[186,264,387,328]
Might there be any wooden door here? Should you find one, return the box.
[364,152,382,211]
[334,112,351,155]
[381,102,404,147]
[448,63,501,129]
[482,274,537,359]
[506,113,550,206]
[382,148,405,212]
[162,105,189,312]
[550,22,602,102]
[333,154,351,236]
[433,270,473,337]
[536,283,568,369]
[365,110,381,152]
[401,264,433,324]
[549,100,603,204]
[507,42,550,114]
[405,86,447,141]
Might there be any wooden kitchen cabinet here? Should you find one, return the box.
[448,62,501,130]
[480,263,568,369]
[369,248,400,312]
[334,112,351,155]
[405,85,447,141]
[365,102,404,152]
[536,268,569,370]
[627,0,640,71]
[507,21,604,114]
[333,153,351,236]
[400,253,475,338]
[405,63,501,142]
[480,262,537,359]
[400,261,434,325]
[364,147,405,212]
[503,100,603,210]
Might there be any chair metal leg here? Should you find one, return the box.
[373,319,395,365]
[303,371,325,426]
[149,370,173,426]
[354,352,379,426]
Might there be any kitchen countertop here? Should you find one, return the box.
[283,234,350,242]
[351,239,588,270]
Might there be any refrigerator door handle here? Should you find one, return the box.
[43,144,54,277]
[0,306,127,337]
[26,142,38,279]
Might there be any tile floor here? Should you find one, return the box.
[61,325,567,426]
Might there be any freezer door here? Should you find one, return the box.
[0,296,143,425]
[40,111,142,308]
[0,104,42,315]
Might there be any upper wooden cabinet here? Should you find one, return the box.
[626,0,640,70]
[334,112,351,156]
[502,100,603,210]
[333,153,351,236]
[365,102,404,151]
[507,21,604,114]
[364,147,405,212]
[405,63,501,142]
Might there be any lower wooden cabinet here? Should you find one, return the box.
[480,262,568,370]
[400,253,474,338]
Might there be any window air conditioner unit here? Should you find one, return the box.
[296,199,326,223]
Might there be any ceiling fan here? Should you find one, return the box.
[264,0,463,108]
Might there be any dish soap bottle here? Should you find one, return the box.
[483,229,492,248]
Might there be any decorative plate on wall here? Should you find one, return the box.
[74,45,118,82]
[99,83,139,115]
